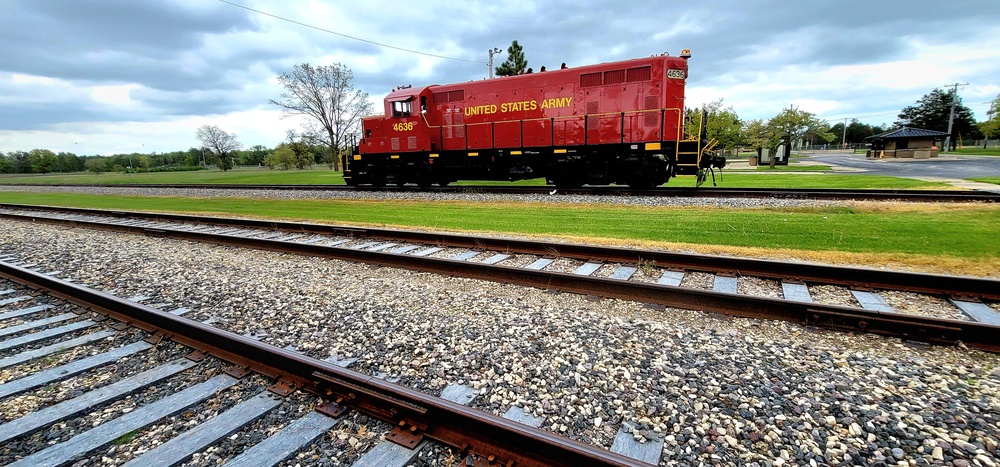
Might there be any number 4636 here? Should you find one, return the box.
[392,122,414,131]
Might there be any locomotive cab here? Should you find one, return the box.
[347,87,439,187]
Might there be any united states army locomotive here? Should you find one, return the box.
[344,50,725,188]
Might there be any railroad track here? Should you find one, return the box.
[4,184,1000,202]
[0,263,655,466]
[1,203,998,353]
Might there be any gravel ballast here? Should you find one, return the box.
[1,219,998,466]
[0,184,845,209]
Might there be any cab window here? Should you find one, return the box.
[392,101,412,117]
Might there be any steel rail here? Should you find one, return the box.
[2,184,998,202]
[2,204,998,301]
[2,211,997,353]
[0,261,647,467]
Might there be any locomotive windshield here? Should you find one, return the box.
[392,101,411,117]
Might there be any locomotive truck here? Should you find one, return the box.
[343,50,726,188]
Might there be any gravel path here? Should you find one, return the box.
[0,185,846,209]
[1,219,998,466]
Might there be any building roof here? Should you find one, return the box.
[866,127,949,140]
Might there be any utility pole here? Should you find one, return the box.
[943,82,968,153]
[488,47,501,79]
[841,118,849,150]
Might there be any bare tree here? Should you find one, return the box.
[270,63,373,172]
[196,125,243,171]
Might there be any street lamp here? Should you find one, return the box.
[488,47,502,79]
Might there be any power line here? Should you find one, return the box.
[820,110,898,120]
[217,0,485,64]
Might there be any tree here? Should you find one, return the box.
[266,145,296,170]
[0,152,12,174]
[896,88,981,148]
[270,63,372,172]
[979,94,1000,142]
[85,158,104,174]
[494,40,528,77]
[28,149,57,174]
[196,125,243,171]
[766,107,832,167]
[741,119,773,157]
[240,145,269,166]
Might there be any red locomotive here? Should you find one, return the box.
[344,50,725,188]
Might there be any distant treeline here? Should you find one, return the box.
[0,143,335,174]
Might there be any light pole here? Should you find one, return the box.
[488,47,502,79]
[841,118,849,150]
[943,82,967,153]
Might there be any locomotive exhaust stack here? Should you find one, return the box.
[344,50,726,188]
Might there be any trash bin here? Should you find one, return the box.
[749,156,758,166]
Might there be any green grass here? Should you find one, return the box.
[969,177,1000,185]
[1,169,952,190]
[950,148,1000,156]
[2,192,997,259]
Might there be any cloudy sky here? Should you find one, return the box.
[2,0,998,156]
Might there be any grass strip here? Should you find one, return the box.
[948,148,1000,156]
[0,170,952,190]
[0,192,996,261]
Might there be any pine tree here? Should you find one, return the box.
[895,88,982,146]
[494,40,528,77]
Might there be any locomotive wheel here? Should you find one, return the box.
[436,179,451,187]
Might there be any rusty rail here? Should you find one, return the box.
[2,208,998,353]
[0,261,647,467]
[2,204,998,301]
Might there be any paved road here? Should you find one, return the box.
[800,151,1000,179]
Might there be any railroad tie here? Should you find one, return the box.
[0,304,52,321]
[781,282,813,302]
[502,406,544,428]
[0,320,97,352]
[0,295,32,307]
[850,290,893,312]
[712,275,738,294]
[0,329,117,370]
[0,312,81,338]
[0,357,197,444]
[122,391,285,467]
[610,423,665,464]
[657,270,684,286]
[0,340,153,400]
[352,383,478,467]
[949,299,1000,325]
[7,374,240,467]
[220,355,358,467]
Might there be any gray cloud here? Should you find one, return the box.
[0,0,998,153]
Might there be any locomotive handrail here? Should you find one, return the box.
[419,107,685,149]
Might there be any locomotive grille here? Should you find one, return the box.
[580,72,602,87]
[644,96,659,127]
[586,101,599,128]
[627,66,651,82]
[603,69,625,85]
